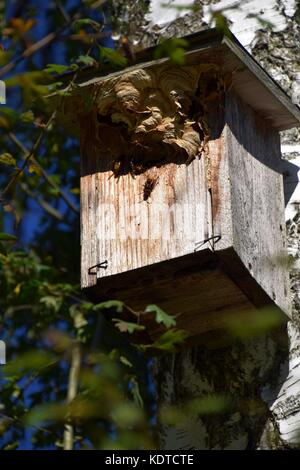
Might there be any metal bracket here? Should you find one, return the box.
[88,260,108,275]
[194,235,221,252]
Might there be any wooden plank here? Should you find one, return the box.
[95,260,256,340]
[224,92,291,315]
[84,247,287,343]
[80,138,211,288]
[80,115,99,289]
[209,136,233,251]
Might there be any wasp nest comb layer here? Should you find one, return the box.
[93,63,220,175]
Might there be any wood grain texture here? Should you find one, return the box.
[80,126,211,289]
[79,79,291,335]
[224,91,291,315]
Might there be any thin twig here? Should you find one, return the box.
[55,0,71,24]
[5,304,36,314]
[60,31,111,42]
[63,343,81,450]
[1,110,57,196]
[20,182,64,221]
[0,31,62,78]
[0,412,56,437]
[8,132,79,215]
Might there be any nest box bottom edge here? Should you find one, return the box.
[83,248,288,348]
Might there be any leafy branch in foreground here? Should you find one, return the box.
[0,242,188,449]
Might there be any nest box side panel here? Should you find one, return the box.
[224,92,290,315]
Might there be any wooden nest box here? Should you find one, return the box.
[59,29,300,343]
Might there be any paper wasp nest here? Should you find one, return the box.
[91,63,223,177]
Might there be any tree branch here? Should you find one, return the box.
[0,30,63,78]
[0,9,81,79]
[63,343,81,451]
[1,110,57,197]
[19,182,64,221]
[8,131,79,215]
[55,0,71,24]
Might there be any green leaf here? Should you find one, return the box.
[170,48,186,65]
[0,153,16,167]
[81,302,94,311]
[246,13,275,29]
[159,405,185,426]
[111,402,144,428]
[154,38,189,65]
[0,232,18,241]
[44,63,71,75]
[226,307,285,339]
[26,403,66,426]
[3,442,20,450]
[93,300,124,313]
[159,395,229,427]
[72,18,102,32]
[77,55,96,66]
[0,107,19,129]
[112,319,145,334]
[143,328,189,352]
[47,81,64,92]
[145,304,176,328]
[3,351,56,376]
[40,295,62,312]
[69,304,88,329]
[70,187,80,195]
[186,395,230,415]
[0,241,7,255]
[212,11,232,38]
[99,46,128,68]
[130,378,144,408]
[119,356,133,368]
[20,110,35,123]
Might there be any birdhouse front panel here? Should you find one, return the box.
[79,63,229,290]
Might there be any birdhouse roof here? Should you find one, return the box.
[53,28,300,132]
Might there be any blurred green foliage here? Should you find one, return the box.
[154,38,189,65]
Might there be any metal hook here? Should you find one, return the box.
[194,235,221,252]
[88,260,108,275]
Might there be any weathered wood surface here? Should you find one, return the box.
[79,63,227,290]
[80,88,290,325]
[102,261,256,340]
[224,92,290,315]
[80,144,210,290]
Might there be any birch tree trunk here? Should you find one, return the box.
[111,0,300,449]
